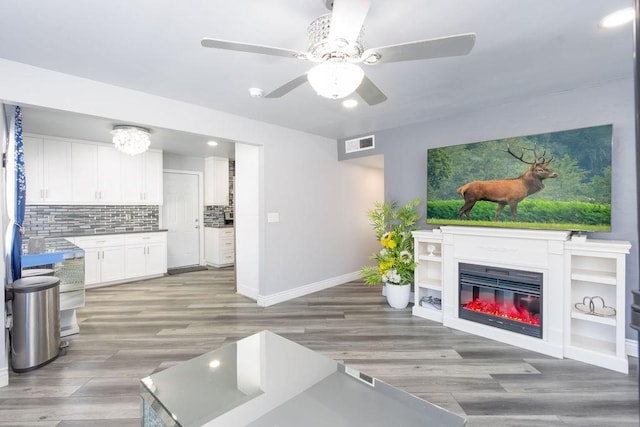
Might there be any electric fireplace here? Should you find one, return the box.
[458,263,542,338]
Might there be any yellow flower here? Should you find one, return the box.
[380,231,396,249]
[379,259,394,274]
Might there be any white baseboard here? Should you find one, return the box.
[236,283,258,301]
[0,367,8,388]
[257,271,361,307]
[626,338,638,358]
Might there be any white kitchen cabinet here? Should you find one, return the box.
[73,235,126,286]
[122,149,163,204]
[71,142,122,203]
[204,156,229,206]
[124,232,167,279]
[25,133,159,205]
[205,227,234,267]
[71,232,167,287]
[24,135,73,204]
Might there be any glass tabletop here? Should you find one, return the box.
[140,330,465,427]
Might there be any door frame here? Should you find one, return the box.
[160,169,205,267]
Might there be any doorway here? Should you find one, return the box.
[163,170,202,268]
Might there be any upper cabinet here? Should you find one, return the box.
[204,156,229,206]
[71,142,122,204]
[24,136,72,204]
[122,149,163,205]
[24,134,163,205]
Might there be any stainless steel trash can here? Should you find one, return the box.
[10,276,61,372]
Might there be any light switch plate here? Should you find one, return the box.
[267,212,279,223]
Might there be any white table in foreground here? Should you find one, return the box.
[140,330,466,427]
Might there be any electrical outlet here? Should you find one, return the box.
[47,215,56,223]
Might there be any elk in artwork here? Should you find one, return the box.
[456,146,558,221]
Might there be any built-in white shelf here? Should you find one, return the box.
[412,227,631,374]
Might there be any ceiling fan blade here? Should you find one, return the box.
[356,75,387,105]
[201,38,307,60]
[329,0,371,47]
[264,74,309,98]
[362,33,476,64]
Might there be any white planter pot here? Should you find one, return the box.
[385,283,411,309]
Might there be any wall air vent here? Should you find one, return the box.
[345,135,375,154]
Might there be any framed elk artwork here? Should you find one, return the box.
[426,124,612,231]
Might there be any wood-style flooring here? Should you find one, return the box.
[0,268,638,426]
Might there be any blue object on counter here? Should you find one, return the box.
[21,237,84,268]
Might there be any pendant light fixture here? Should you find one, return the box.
[111,125,151,155]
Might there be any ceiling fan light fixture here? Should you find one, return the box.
[307,61,364,99]
[111,125,151,156]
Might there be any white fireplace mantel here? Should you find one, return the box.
[412,226,631,373]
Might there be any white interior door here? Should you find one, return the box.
[163,171,200,268]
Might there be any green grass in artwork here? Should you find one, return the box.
[426,200,611,231]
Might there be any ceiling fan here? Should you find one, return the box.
[201,0,476,105]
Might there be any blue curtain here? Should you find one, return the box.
[10,106,25,281]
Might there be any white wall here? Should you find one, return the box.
[235,143,263,300]
[261,135,384,297]
[0,59,382,376]
[163,153,205,173]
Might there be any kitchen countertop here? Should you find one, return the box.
[67,229,168,237]
[204,225,234,228]
[29,229,169,240]
[21,230,168,267]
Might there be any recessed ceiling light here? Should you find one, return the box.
[248,87,264,98]
[342,99,358,108]
[207,140,219,147]
[600,7,635,28]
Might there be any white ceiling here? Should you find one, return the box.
[0,0,634,158]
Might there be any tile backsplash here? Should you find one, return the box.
[203,206,233,227]
[23,205,160,238]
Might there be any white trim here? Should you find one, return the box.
[626,339,638,358]
[236,283,259,301]
[0,367,7,388]
[257,271,361,307]
[85,273,165,289]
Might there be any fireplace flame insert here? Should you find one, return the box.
[459,263,542,338]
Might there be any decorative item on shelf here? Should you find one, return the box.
[420,295,441,310]
[574,296,616,317]
[360,198,421,309]
[111,125,151,155]
[426,244,436,256]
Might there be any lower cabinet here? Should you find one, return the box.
[74,235,126,286]
[205,227,235,267]
[71,231,167,287]
[125,233,168,279]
